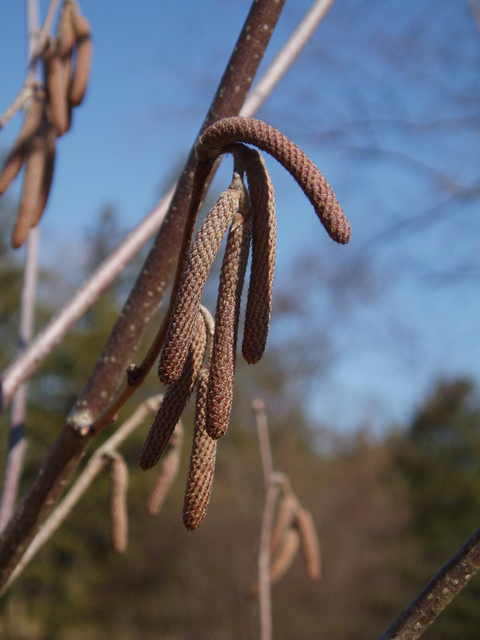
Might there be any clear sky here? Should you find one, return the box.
[1,0,480,434]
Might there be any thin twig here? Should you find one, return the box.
[0,0,287,590]
[0,0,42,531]
[0,395,161,595]
[254,398,278,640]
[0,228,40,532]
[378,525,480,640]
[0,187,174,412]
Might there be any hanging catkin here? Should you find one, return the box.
[140,312,207,471]
[206,211,252,439]
[109,454,129,554]
[242,148,277,364]
[183,367,218,530]
[69,13,92,107]
[0,90,45,195]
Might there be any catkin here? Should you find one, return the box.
[183,367,218,530]
[0,90,45,195]
[159,187,240,386]
[11,137,45,248]
[30,123,57,228]
[43,44,70,136]
[69,14,92,107]
[140,312,207,471]
[270,494,297,555]
[196,117,351,245]
[147,423,183,516]
[270,527,301,584]
[296,508,321,581]
[109,454,129,554]
[242,149,277,364]
[206,212,252,439]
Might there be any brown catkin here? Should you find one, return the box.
[242,148,277,364]
[206,212,252,439]
[196,117,351,245]
[69,14,92,107]
[270,494,297,555]
[43,43,70,136]
[159,187,240,386]
[140,313,207,471]
[296,508,321,581]
[147,423,183,516]
[11,137,45,248]
[0,90,45,195]
[270,526,301,584]
[57,0,76,59]
[30,122,57,228]
[109,454,129,554]
[183,367,218,530]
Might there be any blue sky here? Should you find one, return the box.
[1,0,480,434]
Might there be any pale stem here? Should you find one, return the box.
[0,0,43,528]
[0,395,162,594]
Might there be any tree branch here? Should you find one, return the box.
[378,525,480,640]
[0,0,287,592]
[0,395,162,595]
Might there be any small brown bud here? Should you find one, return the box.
[69,15,92,107]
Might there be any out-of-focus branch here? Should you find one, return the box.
[0,395,161,595]
[0,187,174,411]
[0,0,43,531]
[0,0,288,592]
[254,399,278,640]
[378,525,480,640]
[0,229,40,532]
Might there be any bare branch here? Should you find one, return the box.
[378,525,480,640]
[0,0,288,590]
[0,228,40,532]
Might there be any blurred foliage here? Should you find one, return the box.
[1,204,480,639]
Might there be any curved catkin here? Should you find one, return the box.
[242,149,277,364]
[140,313,206,471]
[69,14,92,107]
[0,90,45,195]
[30,123,57,228]
[183,367,218,531]
[270,527,301,584]
[206,212,252,439]
[147,423,183,516]
[196,117,351,245]
[11,137,45,249]
[57,0,76,59]
[109,454,129,554]
[270,494,297,555]
[296,508,321,581]
[158,188,240,387]
[43,44,70,136]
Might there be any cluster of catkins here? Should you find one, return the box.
[0,0,91,248]
[250,469,321,595]
[139,116,351,531]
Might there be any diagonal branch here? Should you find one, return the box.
[378,524,480,640]
[0,0,287,592]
